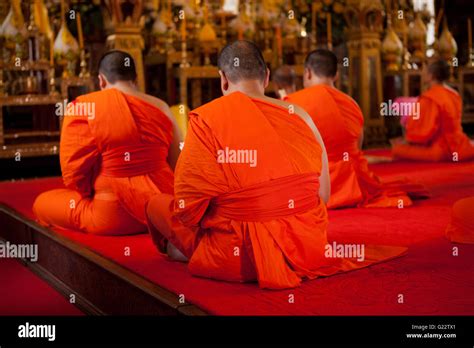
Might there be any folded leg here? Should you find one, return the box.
[33,189,145,235]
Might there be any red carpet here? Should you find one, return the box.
[0,149,473,315]
[0,258,83,316]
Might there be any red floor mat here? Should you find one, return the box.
[1,151,473,315]
[0,258,83,316]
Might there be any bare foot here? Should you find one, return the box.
[166,242,188,262]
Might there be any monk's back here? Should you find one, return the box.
[421,85,463,141]
[174,92,328,288]
[287,85,363,161]
[186,92,323,189]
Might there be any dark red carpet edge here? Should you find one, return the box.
[0,149,473,315]
[0,258,83,316]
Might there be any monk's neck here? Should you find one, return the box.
[106,81,138,95]
[307,79,335,89]
[227,80,266,98]
[429,81,445,89]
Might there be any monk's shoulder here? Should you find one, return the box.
[285,88,306,103]
[73,89,106,103]
[331,88,360,110]
[137,93,171,113]
[263,96,318,132]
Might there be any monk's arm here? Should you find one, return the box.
[293,106,331,204]
[405,98,439,144]
[60,116,100,197]
[174,116,226,227]
[313,128,330,204]
[163,105,184,171]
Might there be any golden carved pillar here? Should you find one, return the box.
[344,0,386,147]
[105,0,145,91]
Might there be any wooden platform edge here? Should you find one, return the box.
[0,203,208,316]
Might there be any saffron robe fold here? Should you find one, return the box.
[286,85,423,209]
[34,88,174,235]
[147,91,406,289]
[393,84,474,161]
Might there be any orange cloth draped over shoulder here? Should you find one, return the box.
[392,84,474,161]
[146,92,406,289]
[33,88,174,235]
[286,85,420,209]
[446,197,474,244]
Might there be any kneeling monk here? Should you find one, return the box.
[286,49,420,209]
[146,41,406,289]
[34,51,182,235]
[392,60,474,162]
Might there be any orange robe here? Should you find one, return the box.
[33,88,174,235]
[147,92,406,289]
[393,85,474,161]
[286,85,414,209]
[446,197,474,244]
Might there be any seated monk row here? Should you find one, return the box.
[392,60,474,162]
[145,41,407,289]
[286,49,428,209]
[37,43,471,289]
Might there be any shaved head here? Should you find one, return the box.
[305,49,338,78]
[273,65,297,89]
[98,50,137,84]
[428,59,450,82]
[217,40,267,83]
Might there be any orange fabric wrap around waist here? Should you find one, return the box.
[101,144,167,178]
[210,172,320,221]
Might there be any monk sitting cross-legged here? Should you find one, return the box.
[286,49,426,209]
[33,50,182,235]
[392,60,474,162]
[146,41,407,289]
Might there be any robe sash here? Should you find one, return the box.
[210,172,319,221]
[101,144,168,178]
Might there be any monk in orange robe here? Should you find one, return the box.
[286,49,419,209]
[146,41,406,289]
[33,51,182,235]
[392,60,474,162]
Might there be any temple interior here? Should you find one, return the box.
[0,0,473,318]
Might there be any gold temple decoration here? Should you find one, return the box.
[438,18,458,65]
[33,0,52,40]
[180,12,190,68]
[382,15,403,72]
[0,0,27,62]
[198,5,217,66]
[431,8,444,54]
[327,12,332,50]
[408,13,427,67]
[54,0,80,78]
[151,10,168,54]
[105,0,146,91]
[344,0,386,146]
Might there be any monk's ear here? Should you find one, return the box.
[219,70,229,93]
[263,68,270,89]
[98,73,108,90]
[334,71,340,83]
